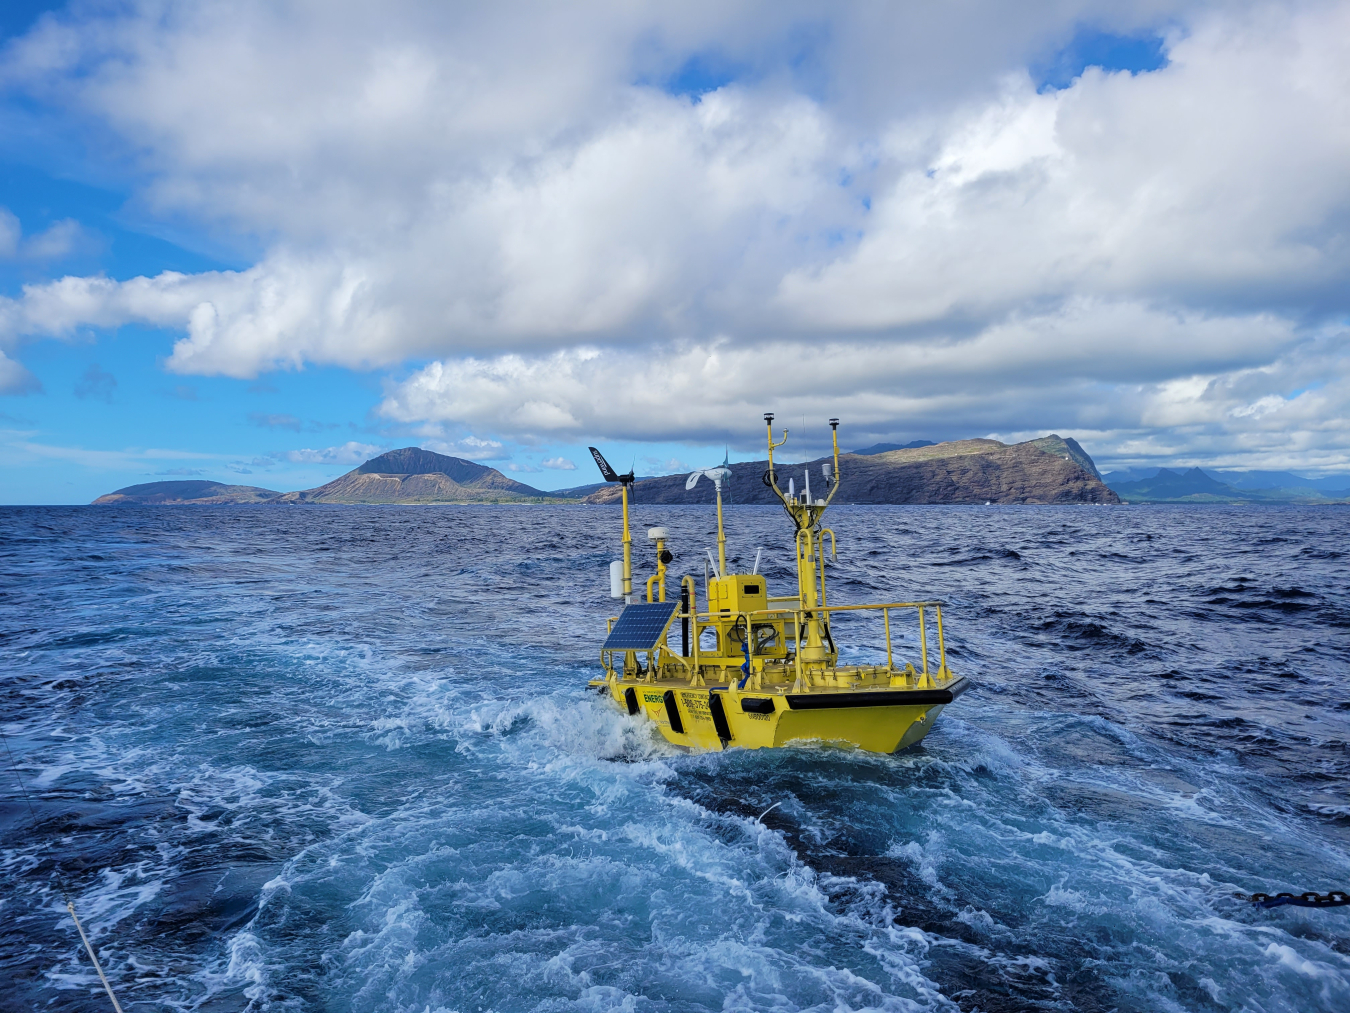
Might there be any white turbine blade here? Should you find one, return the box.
[685,471,702,490]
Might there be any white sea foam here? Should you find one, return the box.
[6,505,1350,1010]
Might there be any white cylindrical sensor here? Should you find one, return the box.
[610,560,624,598]
[647,526,668,541]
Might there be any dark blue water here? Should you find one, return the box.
[2,504,1349,1012]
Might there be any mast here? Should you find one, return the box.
[763,415,841,668]
[685,461,731,578]
[621,479,632,603]
[715,475,727,579]
[588,446,636,604]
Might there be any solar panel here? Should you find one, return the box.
[603,602,679,651]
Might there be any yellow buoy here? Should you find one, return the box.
[587,417,969,753]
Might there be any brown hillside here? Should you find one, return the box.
[583,435,1119,505]
[275,447,552,504]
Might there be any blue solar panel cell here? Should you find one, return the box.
[603,602,679,650]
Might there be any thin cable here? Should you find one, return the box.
[2,727,126,1012]
[757,800,784,823]
[67,901,125,1013]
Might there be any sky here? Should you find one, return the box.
[1,0,1348,503]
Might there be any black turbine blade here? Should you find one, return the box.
[589,447,620,483]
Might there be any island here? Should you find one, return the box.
[580,435,1119,506]
[94,436,1119,506]
[92,480,283,505]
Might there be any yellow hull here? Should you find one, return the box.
[590,676,968,754]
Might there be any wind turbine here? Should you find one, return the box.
[590,447,636,602]
[686,453,733,577]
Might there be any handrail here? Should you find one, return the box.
[602,599,951,684]
[692,600,948,680]
[918,606,929,684]
[695,600,943,619]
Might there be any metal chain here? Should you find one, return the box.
[1237,890,1350,908]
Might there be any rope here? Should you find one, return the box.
[67,900,125,1013]
[1237,890,1350,909]
[2,727,126,1012]
[757,800,784,823]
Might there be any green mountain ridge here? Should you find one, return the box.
[92,480,282,505]
[1106,467,1350,503]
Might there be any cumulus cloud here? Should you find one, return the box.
[422,435,505,461]
[375,303,1307,436]
[541,457,577,470]
[276,441,382,465]
[0,1,1347,468]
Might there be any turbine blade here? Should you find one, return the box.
[588,447,619,483]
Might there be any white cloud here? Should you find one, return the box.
[0,349,40,394]
[21,219,87,260]
[541,457,577,470]
[646,456,691,475]
[421,435,505,461]
[0,207,90,263]
[0,431,227,470]
[0,1,1347,467]
[277,441,382,465]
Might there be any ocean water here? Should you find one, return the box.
[2,503,1349,1013]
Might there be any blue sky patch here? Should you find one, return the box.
[0,0,64,43]
[1035,28,1168,92]
[0,160,241,297]
[662,52,743,99]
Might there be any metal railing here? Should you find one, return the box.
[696,600,948,684]
[602,599,950,688]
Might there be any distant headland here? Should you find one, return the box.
[93,436,1128,506]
